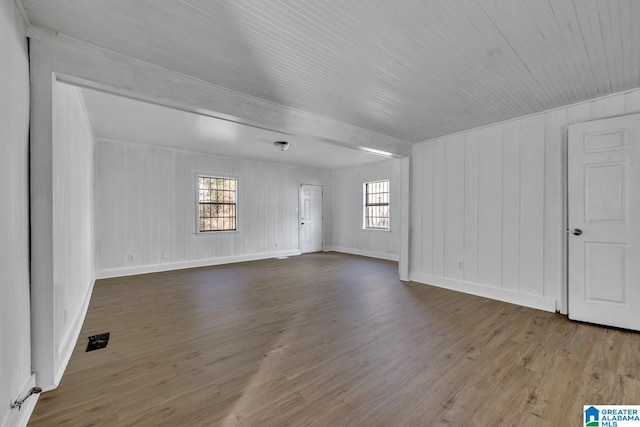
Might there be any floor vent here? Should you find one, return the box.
[86,333,110,352]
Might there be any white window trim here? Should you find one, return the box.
[195,173,240,234]
[362,179,391,231]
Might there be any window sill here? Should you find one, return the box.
[362,227,391,232]
[195,230,239,235]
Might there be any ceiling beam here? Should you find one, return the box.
[27,26,412,158]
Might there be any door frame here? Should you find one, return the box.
[565,111,640,320]
[298,182,324,253]
[562,124,569,315]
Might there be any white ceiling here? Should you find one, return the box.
[23,1,640,153]
[80,87,385,169]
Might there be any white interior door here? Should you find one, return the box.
[568,113,640,331]
[299,184,323,253]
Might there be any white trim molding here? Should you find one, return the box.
[96,250,302,279]
[324,247,399,262]
[410,272,557,313]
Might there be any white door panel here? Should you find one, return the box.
[300,184,323,253]
[568,113,640,331]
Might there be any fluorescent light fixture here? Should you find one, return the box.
[359,146,394,157]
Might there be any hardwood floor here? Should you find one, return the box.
[29,253,640,426]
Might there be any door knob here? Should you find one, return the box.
[572,228,582,236]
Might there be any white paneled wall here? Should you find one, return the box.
[329,159,401,261]
[51,82,95,383]
[0,2,33,426]
[95,141,331,277]
[411,87,640,313]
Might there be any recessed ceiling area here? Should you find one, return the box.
[80,87,388,169]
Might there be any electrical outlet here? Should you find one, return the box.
[274,242,278,248]
[458,262,464,270]
[63,309,68,325]
[162,251,169,260]
[127,254,134,262]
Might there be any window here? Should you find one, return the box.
[198,176,237,232]
[363,179,390,230]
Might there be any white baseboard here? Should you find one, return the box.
[95,250,302,279]
[324,246,399,262]
[3,374,39,427]
[409,272,557,313]
[54,276,96,387]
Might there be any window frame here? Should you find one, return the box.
[196,174,239,234]
[363,179,391,231]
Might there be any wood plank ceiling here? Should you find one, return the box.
[21,0,640,143]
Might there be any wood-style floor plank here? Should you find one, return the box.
[29,253,640,426]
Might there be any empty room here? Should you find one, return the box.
[2,0,640,426]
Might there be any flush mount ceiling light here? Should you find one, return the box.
[273,140,291,152]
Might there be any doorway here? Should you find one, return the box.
[299,184,323,253]
[568,113,640,331]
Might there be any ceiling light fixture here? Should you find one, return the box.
[273,140,291,152]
